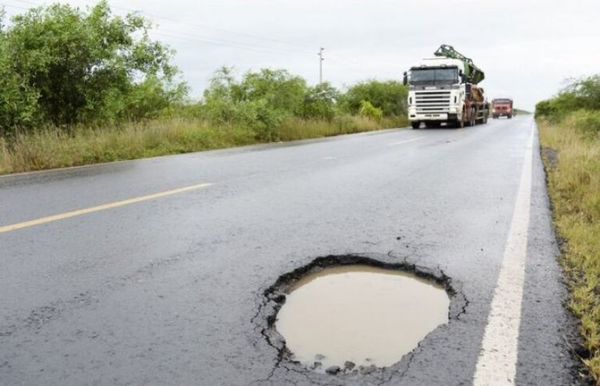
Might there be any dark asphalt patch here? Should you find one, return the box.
[252,253,468,383]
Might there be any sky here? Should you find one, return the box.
[3,0,600,110]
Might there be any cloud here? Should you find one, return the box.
[4,0,599,109]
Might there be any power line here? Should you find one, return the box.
[7,0,323,58]
[1,2,31,11]
[152,30,312,57]
[20,0,318,56]
[123,8,316,55]
[2,0,375,79]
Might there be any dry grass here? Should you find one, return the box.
[0,115,405,174]
[0,118,256,174]
[539,114,600,381]
[278,115,406,141]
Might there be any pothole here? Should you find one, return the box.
[275,265,449,372]
[256,254,465,378]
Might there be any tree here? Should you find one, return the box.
[238,68,307,116]
[0,1,186,134]
[342,80,408,117]
[0,35,41,135]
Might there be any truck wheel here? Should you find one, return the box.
[508,115,513,119]
[411,122,420,130]
[468,108,476,126]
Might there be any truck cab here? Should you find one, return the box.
[406,58,465,128]
[491,98,514,119]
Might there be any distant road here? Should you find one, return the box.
[0,117,580,385]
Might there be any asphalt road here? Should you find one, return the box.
[0,116,582,385]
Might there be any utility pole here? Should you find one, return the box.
[318,47,324,84]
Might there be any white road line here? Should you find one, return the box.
[387,137,426,146]
[0,182,212,234]
[473,127,535,385]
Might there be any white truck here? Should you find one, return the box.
[404,45,489,129]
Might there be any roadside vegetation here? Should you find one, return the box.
[0,2,408,174]
[536,75,600,381]
[514,109,531,115]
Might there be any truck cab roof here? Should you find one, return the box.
[411,58,465,71]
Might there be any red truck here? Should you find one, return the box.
[491,98,513,119]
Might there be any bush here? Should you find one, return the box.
[301,82,339,120]
[535,93,581,120]
[535,100,557,119]
[359,100,383,122]
[568,75,600,110]
[536,75,600,120]
[202,67,313,140]
[342,80,408,117]
[239,68,307,116]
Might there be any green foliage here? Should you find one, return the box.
[0,1,185,136]
[239,68,307,115]
[536,76,600,120]
[301,82,339,120]
[358,100,383,122]
[0,2,412,167]
[568,75,600,110]
[201,68,406,141]
[201,68,282,141]
[535,93,581,120]
[0,37,41,132]
[342,80,408,117]
[124,76,189,122]
[203,68,346,140]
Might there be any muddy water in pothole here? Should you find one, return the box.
[275,265,450,371]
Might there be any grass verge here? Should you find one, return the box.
[0,115,407,175]
[539,113,600,381]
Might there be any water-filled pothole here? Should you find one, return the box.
[275,265,450,372]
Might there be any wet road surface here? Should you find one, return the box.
[0,117,581,385]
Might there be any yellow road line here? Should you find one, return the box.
[0,182,212,234]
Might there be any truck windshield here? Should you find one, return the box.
[410,68,458,86]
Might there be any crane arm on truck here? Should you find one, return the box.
[434,44,485,84]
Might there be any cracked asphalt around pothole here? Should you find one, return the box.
[0,117,582,385]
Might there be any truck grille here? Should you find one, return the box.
[415,90,451,114]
